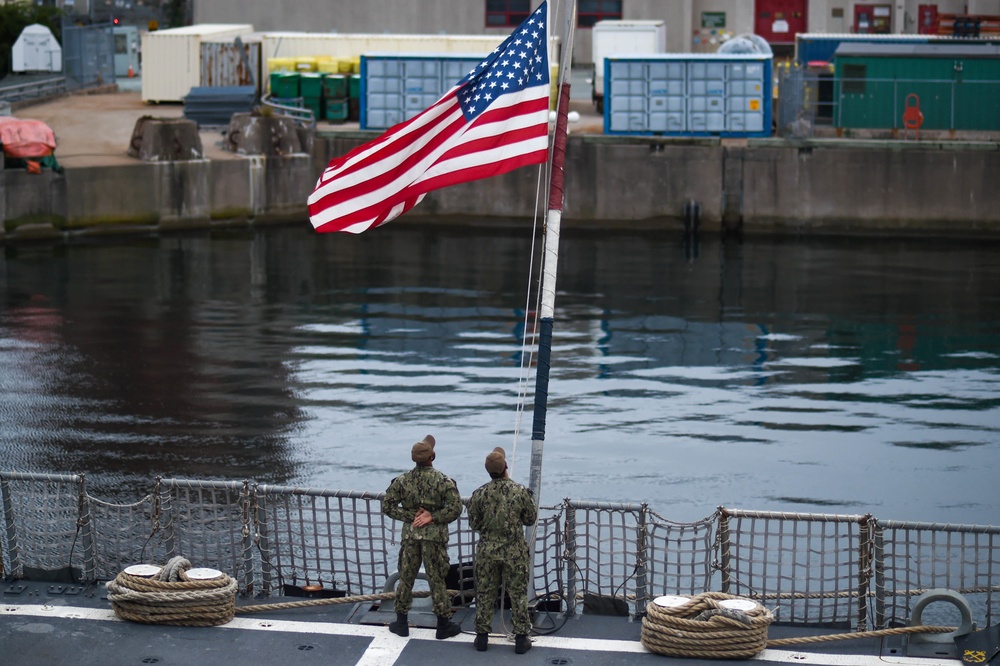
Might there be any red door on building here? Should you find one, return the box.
[755,0,808,45]
[854,4,892,33]
[918,4,939,34]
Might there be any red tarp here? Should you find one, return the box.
[0,116,57,158]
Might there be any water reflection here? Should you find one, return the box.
[1,225,998,524]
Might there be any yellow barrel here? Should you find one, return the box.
[266,57,296,73]
[340,56,359,74]
[317,59,341,74]
[295,56,318,72]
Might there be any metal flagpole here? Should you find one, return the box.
[528,0,577,508]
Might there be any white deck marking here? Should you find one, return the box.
[753,649,959,665]
[2,604,962,666]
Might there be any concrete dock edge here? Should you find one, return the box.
[3,131,999,240]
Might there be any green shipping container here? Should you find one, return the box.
[323,75,348,99]
[270,72,301,98]
[834,43,1000,132]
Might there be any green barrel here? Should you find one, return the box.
[299,72,324,120]
[299,72,325,99]
[270,71,301,99]
[325,99,349,123]
[322,74,348,100]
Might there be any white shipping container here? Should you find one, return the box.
[591,20,666,112]
[142,24,255,102]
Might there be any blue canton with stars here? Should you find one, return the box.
[455,3,549,121]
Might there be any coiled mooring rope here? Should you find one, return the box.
[106,557,237,627]
[641,591,774,659]
[639,591,959,659]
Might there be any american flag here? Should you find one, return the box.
[308,2,551,234]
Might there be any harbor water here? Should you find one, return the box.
[1,223,998,526]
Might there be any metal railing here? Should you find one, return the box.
[260,94,316,129]
[1,471,997,630]
[0,77,67,104]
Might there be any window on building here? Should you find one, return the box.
[842,64,867,94]
[486,0,532,27]
[578,0,623,27]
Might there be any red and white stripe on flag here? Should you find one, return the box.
[307,3,551,234]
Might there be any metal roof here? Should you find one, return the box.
[834,42,1000,58]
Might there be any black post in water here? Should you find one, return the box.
[684,199,701,260]
[684,199,701,236]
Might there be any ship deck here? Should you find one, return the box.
[2,580,962,666]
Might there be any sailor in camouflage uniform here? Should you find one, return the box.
[468,446,538,654]
[382,434,463,640]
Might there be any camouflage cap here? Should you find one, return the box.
[411,434,436,463]
[485,447,507,475]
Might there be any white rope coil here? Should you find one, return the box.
[641,591,774,659]
[106,557,237,627]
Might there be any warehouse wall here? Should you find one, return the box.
[192,0,762,65]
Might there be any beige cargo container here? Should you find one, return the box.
[258,33,506,78]
[142,24,255,102]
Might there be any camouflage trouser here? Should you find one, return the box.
[394,538,452,617]
[474,542,530,635]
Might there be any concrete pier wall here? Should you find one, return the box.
[563,138,724,224]
[2,135,998,241]
[736,142,1000,235]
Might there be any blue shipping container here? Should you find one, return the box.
[360,53,486,130]
[603,54,773,138]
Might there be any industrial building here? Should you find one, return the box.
[190,0,1000,61]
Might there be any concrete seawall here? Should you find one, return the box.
[3,130,999,242]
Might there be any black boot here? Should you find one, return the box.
[474,632,488,651]
[515,634,532,654]
[435,614,461,640]
[388,612,409,637]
